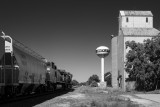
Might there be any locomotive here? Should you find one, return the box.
[0,33,72,97]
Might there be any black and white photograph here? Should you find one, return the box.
[0,0,160,107]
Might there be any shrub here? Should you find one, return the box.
[90,81,98,87]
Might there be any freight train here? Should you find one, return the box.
[0,33,72,97]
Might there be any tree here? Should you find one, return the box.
[125,37,160,91]
[104,72,112,86]
[87,74,100,85]
[79,82,87,86]
[72,79,79,86]
[90,81,98,87]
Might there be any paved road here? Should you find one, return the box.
[135,94,160,103]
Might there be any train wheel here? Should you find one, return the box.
[41,85,46,92]
[54,84,56,91]
[4,86,14,98]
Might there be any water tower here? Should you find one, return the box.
[96,46,110,88]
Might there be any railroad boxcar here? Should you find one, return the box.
[0,35,47,96]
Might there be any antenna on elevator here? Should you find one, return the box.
[1,29,6,37]
[2,31,5,36]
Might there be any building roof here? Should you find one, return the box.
[121,28,160,36]
[12,38,46,61]
[120,10,153,16]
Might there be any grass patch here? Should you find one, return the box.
[69,86,139,107]
[71,86,140,107]
[44,86,141,107]
[73,99,139,107]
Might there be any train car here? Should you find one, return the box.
[0,34,47,96]
[54,69,72,89]
[46,62,72,90]
[65,72,72,89]
[46,62,56,90]
[0,33,73,97]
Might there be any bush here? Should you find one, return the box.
[87,74,100,85]
[126,81,136,92]
[90,81,98,87]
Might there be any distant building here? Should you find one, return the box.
[111,10,160,91]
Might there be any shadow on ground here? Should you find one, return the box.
[0,88,75,107]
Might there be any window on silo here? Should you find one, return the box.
[146,17,148,23]
[126,17,129,22]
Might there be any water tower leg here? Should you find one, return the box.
[101,58,104,82]
[100,57,106,88]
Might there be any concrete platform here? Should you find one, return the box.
[135,94,160,103]
[99,82,106,88]
[121,94,160,107]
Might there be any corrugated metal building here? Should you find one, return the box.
[111,10,160,91]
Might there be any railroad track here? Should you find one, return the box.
[0,88,73,107]
[0,91,53,104]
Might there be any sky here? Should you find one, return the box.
[0,0,160,82]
